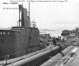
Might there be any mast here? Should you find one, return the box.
[29,2,31,27]
[19,5,21,27]
[18,1,24,27]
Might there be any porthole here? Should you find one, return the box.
[3,32,5,34]
[0,32,2,34]
[8,32,10,34]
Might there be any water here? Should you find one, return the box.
[40,30,62,37]
[50,30,62,37]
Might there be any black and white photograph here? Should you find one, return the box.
[0,0,79,66]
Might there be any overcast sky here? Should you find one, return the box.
[0,0,79,30]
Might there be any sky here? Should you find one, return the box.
[0,0,79,30]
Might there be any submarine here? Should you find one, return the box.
[0,5,41,60]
